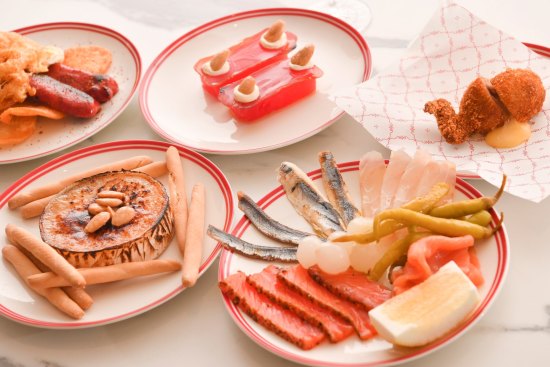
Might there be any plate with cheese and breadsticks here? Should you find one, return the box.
[0,140,233,328]
[0,22,141,164]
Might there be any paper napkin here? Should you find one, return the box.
[331,2,550,202]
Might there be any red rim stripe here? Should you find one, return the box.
[0,140,234,328]
[218,162,509,367]
[139,8,372,154]
[1,22,142,164]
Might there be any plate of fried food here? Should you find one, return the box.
[0,22,141,164]
[0,140,233,328]
[139,8,371,155]
[214,149,508,366]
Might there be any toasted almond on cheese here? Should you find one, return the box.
[369,261,480,347]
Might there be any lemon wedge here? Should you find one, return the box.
[369,261,480,347]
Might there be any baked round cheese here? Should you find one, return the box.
[40,170,174,267]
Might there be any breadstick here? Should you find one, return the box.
[8,155,153,209]
[5,224,86,288]
[2,245,84,319]
[19,194,55,219]
[133,161,167,177]
[62,287,93,310]
[27,259,182,288]
[9,240,93,310]
[17,161,166,220]
[182,183,205,287]
[165,146,188,255]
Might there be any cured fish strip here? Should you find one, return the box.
[308,266,391,310]
[238,192,311,246]
[220,271,325,350]
[359,151,386,218]
[278,162,343,238]
[393,150,432,208]
[278,265,376,340]
[319,151,361,225]
[379,150,411,210]
[391,235,484,295]
[248,265,354,343]
[415,160,447,198]
[207,225,297,262]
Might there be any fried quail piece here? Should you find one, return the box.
[425,78,506,144]
[458,77,509,135]
[424,99,465,144]
[425,68,545,145]
[424,78,508,144]
[491,69,545,122]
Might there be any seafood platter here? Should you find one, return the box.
[216,149,508,365]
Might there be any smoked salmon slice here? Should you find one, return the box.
[278,265,377,340]
[391,235,484,295]
[308,265,392,310]
[220,271,325,350]
[248,265,354,343]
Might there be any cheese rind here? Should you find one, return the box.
[369,261,480,347]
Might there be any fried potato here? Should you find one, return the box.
[0,115,36,146]
[0,32,62,111]
[63,45,112,74]
[0,105,64,124]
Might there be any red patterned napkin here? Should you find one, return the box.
[332,3,550,202]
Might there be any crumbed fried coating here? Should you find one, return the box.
[0,32,61,111]
[424,99,466,144]
[424,69,545,144]
[424,78,508,144]
[491,69,545,122]
[459,77,508,135]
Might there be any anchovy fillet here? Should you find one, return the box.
[238,192,312,246]
[207,225,297,262]
[319,151,361,226]
[278,162,343,238]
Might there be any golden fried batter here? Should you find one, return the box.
[424,99,466,144]
[458,77,508,135]
[0,32,62,111]
[425,68,545,144]
[491,69,545,122]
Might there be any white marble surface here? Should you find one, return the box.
[1,0,550,366]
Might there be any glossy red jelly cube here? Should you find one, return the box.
[194,29,297,97]
[218,59,323,122]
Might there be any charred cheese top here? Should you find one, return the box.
[40,171,169,252]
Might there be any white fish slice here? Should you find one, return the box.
[379,150,411,210]
[359,151,386,219]
[441,161,456,203]
[415,160,449,198]
[393,150,432,208]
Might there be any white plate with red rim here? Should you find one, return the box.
[218,160,509,367]
[0,140,234,328]
[139,8,371,155]
[0,22,141,165]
